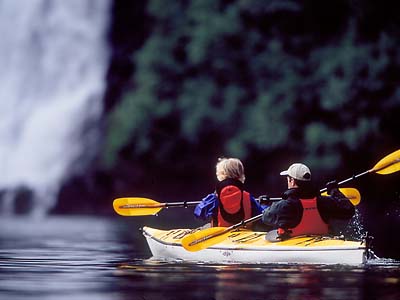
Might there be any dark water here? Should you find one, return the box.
[0,216,399,300]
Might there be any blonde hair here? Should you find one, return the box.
[216,157,245,183]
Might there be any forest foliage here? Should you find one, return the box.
[102,0,399,194]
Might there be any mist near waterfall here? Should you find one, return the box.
[0,0,111,216]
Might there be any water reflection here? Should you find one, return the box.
[116,259,400,300]
[0,216,399,300]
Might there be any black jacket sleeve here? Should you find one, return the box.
[317,188,355,221]
[262,198,302,229]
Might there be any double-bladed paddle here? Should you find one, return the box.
[320,148,400,192]
[113,196,284,216]
[113,198,200,216]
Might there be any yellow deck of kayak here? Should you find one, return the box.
[143,226,365,249]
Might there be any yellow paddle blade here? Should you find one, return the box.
[181,227,231,252]
[371,149,400,174]
[113,197,164,216]
[322,188,361,206]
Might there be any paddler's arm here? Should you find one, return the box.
[319,181,355,219]
[194,193,218,220]
[250,194,272,231]
[261,198,302,229]
[250,194,265,215]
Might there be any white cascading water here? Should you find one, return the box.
[0,0,110,217]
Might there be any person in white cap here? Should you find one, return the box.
[280,163,312,181]
[261,163,355,239]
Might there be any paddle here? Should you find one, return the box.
[322,187,361,206]
[113,196,285,216]
[113,198,201,216]
[182,187,361,251]
[181,214,262,252]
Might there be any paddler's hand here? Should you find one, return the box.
[258,195,273,207]
[325,180,338,195]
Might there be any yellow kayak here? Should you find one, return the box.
[142,226,367,265]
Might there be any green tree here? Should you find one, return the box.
[103,0,400,180]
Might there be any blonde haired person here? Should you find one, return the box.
[194,157,263,227]
[216,157,245,183]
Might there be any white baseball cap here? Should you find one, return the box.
[280,163,311,181]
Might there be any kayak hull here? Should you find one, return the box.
[142,227,367,265]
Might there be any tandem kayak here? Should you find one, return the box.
[142,226,367,265]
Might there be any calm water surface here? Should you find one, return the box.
[0,216,399,300]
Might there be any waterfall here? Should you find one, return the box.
[0,0,111,216]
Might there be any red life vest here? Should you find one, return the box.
[288,197,329,237]
[213,185,252,227]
